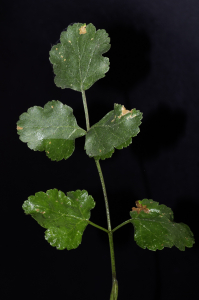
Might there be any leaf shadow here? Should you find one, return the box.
[129,103,187,198]
[131,102,187,160]
[99,23,151,93]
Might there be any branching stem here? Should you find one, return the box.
[112,219,132,233]
[88,220,109,233]
[81,89,117,283]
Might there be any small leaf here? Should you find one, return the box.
[49,23,110,91]
[17,100,86,161]
[22,189,95,250]
[85,104,142,159]
[130,199,195,251]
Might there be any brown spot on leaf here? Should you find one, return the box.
[47,151,49,154]
[56,48,58,50]
[35,209,40,212]
[49,142,51,144]
[41,211,45,214]
[118,105,132,119]
[68,40,71,43]
[51,106,54,108]
[132,200,149,214]
[79,25,87,35]
[17,126,23,130]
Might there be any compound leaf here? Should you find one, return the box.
[130,199,194,251]
[85,104,142,159]
[22,189,95,250]
[49,23,110,92]
[17,100,86,161]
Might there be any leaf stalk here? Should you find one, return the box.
[81,89,117,297]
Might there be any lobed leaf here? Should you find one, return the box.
[130,199,195,251]
[17,100,86,161]
[85,104,142,159]
[49,23,110,91]
[22,189,95,250]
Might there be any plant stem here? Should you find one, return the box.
[88,220,109,233]
[81,89,117,283]
[81,90,90,130]
[95,159,116,279]
[112,219,132,233]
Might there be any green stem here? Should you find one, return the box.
[88,220,109,233]
[112,219,132,233]
[81,90,90,130]
[95,159,117,280]
[81,89,117,284]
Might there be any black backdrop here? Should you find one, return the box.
[2,0,199,299]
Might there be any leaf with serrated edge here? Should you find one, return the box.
[17,100,86,161]
[22,189,95,250]
[49,23,110,92]
[130,199,194,251]
[85,104,142,159]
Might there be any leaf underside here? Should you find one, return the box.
[22,189,95,250]
[85,104,142,160]
[49,23,110,92]
[130,199,195,251]
[17,100,86,161]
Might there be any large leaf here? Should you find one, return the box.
[85,104,142,159]
[17,100,86,161]
[22,189,95,250]
[130,199,194,251]
[49,23,110,91]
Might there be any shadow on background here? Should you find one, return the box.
[101,23,151,94]
[131,103,187,197]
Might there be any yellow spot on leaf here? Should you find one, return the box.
[68,40,71,43]
[56,48,58,50]
[36,209,40,212]
[79,24,87,35]
[51,106,53,108]
[47,151,49,154]
[17,126,23,130]
[132,201,149,214]
[49,142,51,144]
[91,38,94,40]
[61,55,63,58]
[64,59,66,61]
[41,211,45,214]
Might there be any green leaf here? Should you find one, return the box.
[85,104,142,159]
[22,189,95,250]
[49,23,110,92]
[17,100,86,161]
[130,199,195,251]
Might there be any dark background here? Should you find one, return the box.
[2,0,199,299]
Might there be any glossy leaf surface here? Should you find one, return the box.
[85,104,142,159]
[17,100,86,161]
[49,23,110,91]
[22,189,95,250]
[130,199,194,251]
